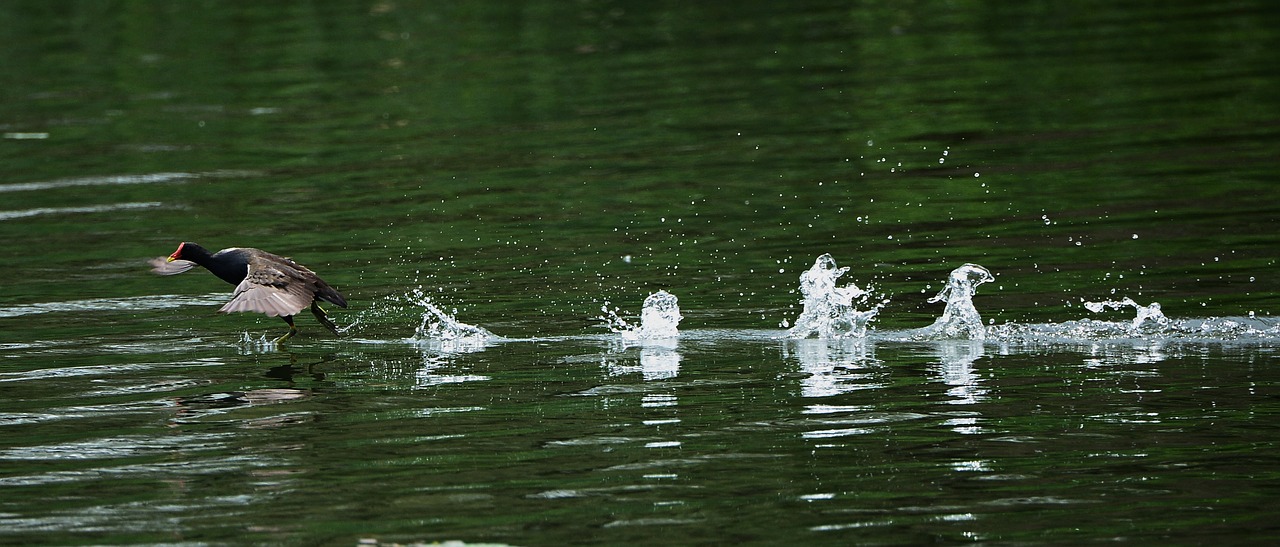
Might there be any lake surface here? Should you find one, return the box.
[3,1,1279,545]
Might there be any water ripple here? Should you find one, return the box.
[0,293,228,318]
[0,169,260,193]
[0,358,224,383]
[0,201,164,221]
[0,432,232,461]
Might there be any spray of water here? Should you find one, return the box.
[599,290,683,340]
[785,254,881,339]
[405,288,495,342]
[910,263,994,340]
[1084,297,1169,331]
[988,297,1278,343]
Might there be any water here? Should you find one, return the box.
[3,1,1280,544]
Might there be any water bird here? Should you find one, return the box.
[150,242,347,342]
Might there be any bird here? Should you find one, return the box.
[151,242,347,342]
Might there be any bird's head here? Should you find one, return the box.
[167,242,192,262]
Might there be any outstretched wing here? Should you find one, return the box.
[218,261,314,317]
[150,257,197,275]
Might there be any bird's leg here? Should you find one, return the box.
[273,315,298,343]
[311,301,340,336]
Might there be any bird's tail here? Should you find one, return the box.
[316,282,348,308]
[309,280,345,310]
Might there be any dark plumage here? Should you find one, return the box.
[151,242,347,342]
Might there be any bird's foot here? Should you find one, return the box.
[311,302,341,336]
[273,326,298,344]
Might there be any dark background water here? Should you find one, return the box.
[2,1,1279,545]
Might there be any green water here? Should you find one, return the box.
[3,1,1280,545]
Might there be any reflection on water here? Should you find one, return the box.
[639,343,681,381]
[601,337,682,382]
[784,338,882,398]
[415,353,491,388]
[930,340,988,408]
[2,325,1278,544]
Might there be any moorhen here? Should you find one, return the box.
[151,242,347,342]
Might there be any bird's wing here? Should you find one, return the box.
[150,257,197,275]
[218,262,313,317]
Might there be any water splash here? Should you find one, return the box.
[600,290,683,340]
[785,254,881,339]
[636,290,682,339]
[343,287,496,347]
[1084,297,1169,331]
[985,291,1280,343]
[987,314,1280,344]
[597,303,633,334]
[237,332,278,353]
[909,263,994,340]
[405,288,495,343]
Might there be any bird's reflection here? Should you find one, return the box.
[264,352,335,382]
[172,387,311,424]
[171,351,336,425]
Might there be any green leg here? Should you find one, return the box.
[311,301,340,335]
[273,316,298,343]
